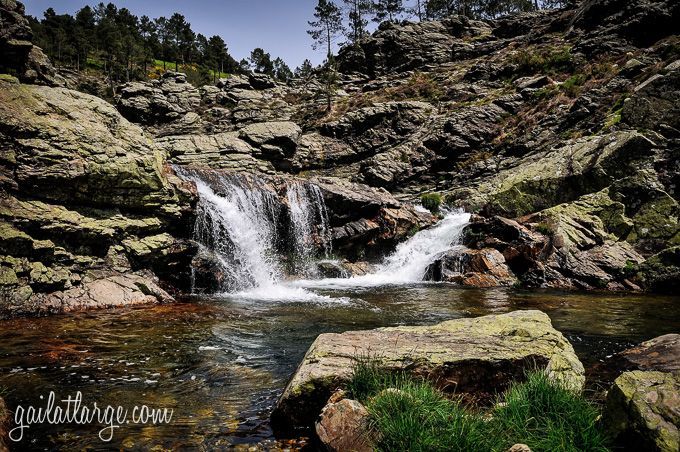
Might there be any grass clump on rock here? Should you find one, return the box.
[420,193,442,214]
[347,360,610,452]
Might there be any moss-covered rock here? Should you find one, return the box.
[271,310,584,435]
[636,246,680,293]
[467,132,655,217]
[602,370,679,452]
[0,81,190,211]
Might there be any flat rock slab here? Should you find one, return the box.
[271,310,584,435]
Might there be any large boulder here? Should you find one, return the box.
[311,176,434,258]
[0,80,190,212]
[157,132,274,172]
[116,72,201,135]
[601,370,679,452]
[271,310,584,435]
[597,334,680,384]
[531,189,646,290]
[613,334,680,374]
[425,248,518,287]
[238,121,302,163]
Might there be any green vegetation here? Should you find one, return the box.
[401,72,443,101]
[535,221,555,236]
[348,360,610,452]
[28,3,294,87]
[420,193,442,214]
[561,74,587,97]
[513,45,575,75]
[489,371,609,452]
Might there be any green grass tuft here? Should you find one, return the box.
[490,371,610,452]
[420,193,442,214]
[347,360,611,452]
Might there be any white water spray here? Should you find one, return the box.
[176,168,333,297]
[293,210,471,289]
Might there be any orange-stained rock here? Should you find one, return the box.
[316,398,373,452]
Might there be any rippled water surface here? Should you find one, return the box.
[0,286,678,450]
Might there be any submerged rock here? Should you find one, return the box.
[601,370,679,452]
[596,334,680,385]
[271,310,584,435]
[2,272,172,318]
[612,334,680,374]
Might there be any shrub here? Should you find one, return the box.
[420,193,442,214]
[512,45,575,75]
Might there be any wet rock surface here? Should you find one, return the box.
[271,310,584,435]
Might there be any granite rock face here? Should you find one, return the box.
[0,79,195,317]
[271,310,584,435]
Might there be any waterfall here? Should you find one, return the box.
[293,209,471,289]
[176,168,332,294]
[374,210,471,282]
[286,181,332,276]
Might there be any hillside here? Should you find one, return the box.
[0,0,679,318]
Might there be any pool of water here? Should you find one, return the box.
[0,285,678,450]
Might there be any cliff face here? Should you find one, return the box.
[0,0,679,316]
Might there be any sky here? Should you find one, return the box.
[23,0,346,68]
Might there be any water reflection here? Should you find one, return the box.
[0,286,677,449]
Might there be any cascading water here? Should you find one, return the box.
[176,167,333,297]
[286,181,332,276]
[293,209,471,289]
[177,166,470,298]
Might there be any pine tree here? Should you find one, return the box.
[168,13,189,71]
[249,48,274,75]
[308,0,344,111]
[273,57,293,82]
[373,0,405,23]
[343,0,372,43]
[295,59,314,79]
